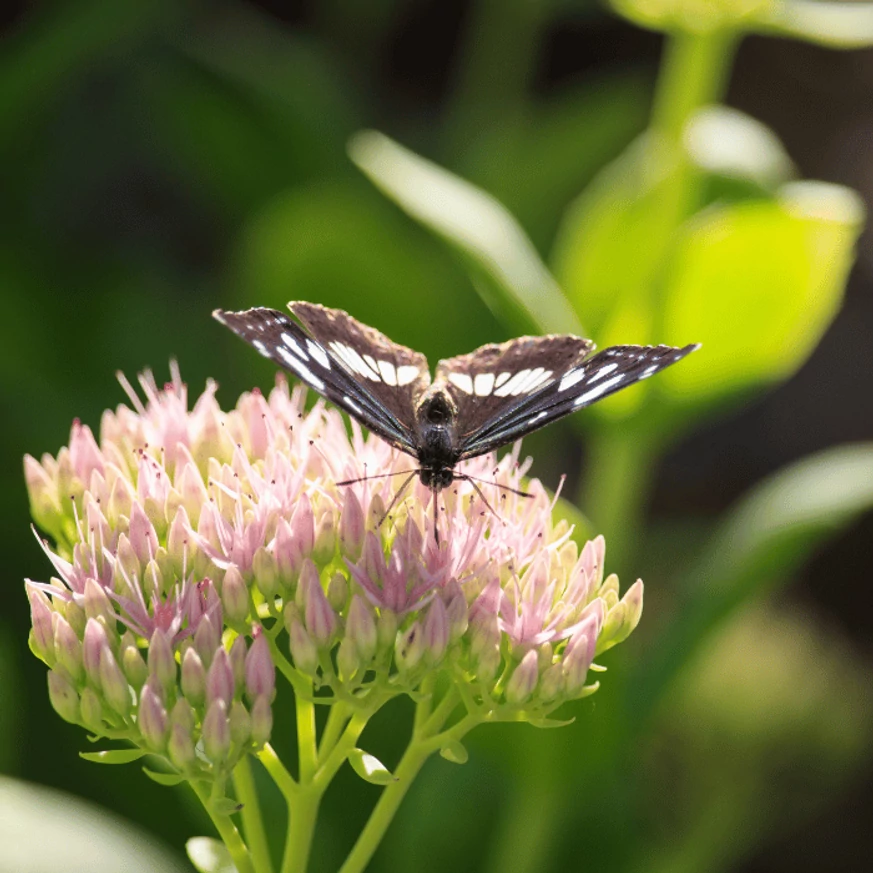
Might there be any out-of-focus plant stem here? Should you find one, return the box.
[582,28,736,565]
[234,756,275,873]
[443,0,549,159]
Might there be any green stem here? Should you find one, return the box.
[296,687,318,784]
[257,743,298,799]
[337,741,433,873]
[317,700,351,761]
[281,788,321,873]
[191,780,256,873]
[234,755,275,873]
[313,710,373,792]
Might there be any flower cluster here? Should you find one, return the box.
[25,366,643,773]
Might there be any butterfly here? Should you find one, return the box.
[214,302,698,535]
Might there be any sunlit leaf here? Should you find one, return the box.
[187,837,237,873]
[756,1,873,48]
[80,749,147,765]
[349,130,583,337]
[142,766,187,787]
[684,106,794,189]
[348,748,395,785]
[658,180,864,408]
[0,776,188,872]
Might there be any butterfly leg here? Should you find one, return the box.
[337,469,417,487]
[455,474,503,524]
[457,471,533,499]
[375,471,418,529]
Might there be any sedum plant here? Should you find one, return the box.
[24,365,643,873]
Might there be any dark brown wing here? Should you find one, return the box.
[435,334,595,444]
[288,302,431,428]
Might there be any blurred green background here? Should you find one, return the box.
[3,1,873,872]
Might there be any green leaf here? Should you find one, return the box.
[347,748,395,785]
[684,106,795,189]
[80,749,147,765]
[349,130,583,337]
[634,443,873,713]
[527,716,576,729]
[439,741,469,764]
[142,766,187,787]
[658,180,864,410]
[756,1,873,49]
[552,134,673,341]
[0,776,188,872]
[186,837,237,873]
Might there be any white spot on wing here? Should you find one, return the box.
[572,373,626,407]
[559,367,585,391]
[278,346,326,390]
[494,372,511,388]
[377,360,397,386]
[281,332,306,359]
[639,364,659,380]
[253,339,269,357]
[587,362,619,384]
[396,365,419,386]
[448,372,474,394]
[474,372,495,396]
[306,339,331,369]
[494,369,531,397]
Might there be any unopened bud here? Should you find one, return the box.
[423,598,449,662]
[147,630,176,693]
[79,686,104,731]
[337,637,360,683]
[47,670,80,724]
[506,650,539,704]
[83,578,113,625]
[327,572,348,612]
[339,492,365,560]
[83,618,109,683]
[202,699,231,763]
[100,647,131,716]
[206,647,235,707]
[395,623,424,673]
[251,694,273,747]
[245,626,275,700]
[138,683,169,751]
[27,586,54,663]
[313,510,336,564]
[229,700,252,746]
[168,722,196,771]
[376,609,397,654]
[252,547,278,600]
[222,566,249,624]
[53,614,83,682]
[347,596,377,662]
[288,618,319,677]
[181,647,206,707]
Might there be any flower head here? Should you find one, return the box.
[25,365,644,771]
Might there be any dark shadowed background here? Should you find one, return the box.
[1,2,871,872]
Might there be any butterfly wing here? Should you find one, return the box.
[435,335,595,444]
[213,305,429,454]
[439,340,699,459]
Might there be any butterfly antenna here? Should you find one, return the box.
[337,469,417,487]
[457,471,533,499]
[376,471,418,528]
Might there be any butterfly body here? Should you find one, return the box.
[213,302,699,511]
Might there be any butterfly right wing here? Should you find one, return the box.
[213,307,423,454]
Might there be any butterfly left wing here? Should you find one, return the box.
[213,306,427,454]
[438,339,699,459]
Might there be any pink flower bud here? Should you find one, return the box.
[290,494,315,557]
[288,617,318,676]
[229,700,252,746]
[27,586,54,663]
[107,475,135,528]
[347,596,377,662]
[423,598,449,662]
[175,460,208,526]
[138,682,169,751]
[339,492,365,561]
[166,506,192,575]
[181,647,206,707]
[69,420,104,481]
[446,593,468,642]
[202,699,231,763]
[47,670,80,724]
[302,565,338,647]
[540,663,564,702]
[128,501,158,564]
[245,626,275,700]
[83,618,109,682]
[168,722,196,771]
[100,647,131,716]
[206,647,235,707]
[171,697,196,733]
[147,629,176,692]
[83,578,113,625]
[53,614,83,682]
[229,635,247,688]
[250,547,276,601]
[274,518,302,588]
[64,598,86,637]
[193,613,221,667]
[114,534,140,593]
[250,694,273,747]
[221,566,249,624]
[376,609,398,653]
[506,650,539,704]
